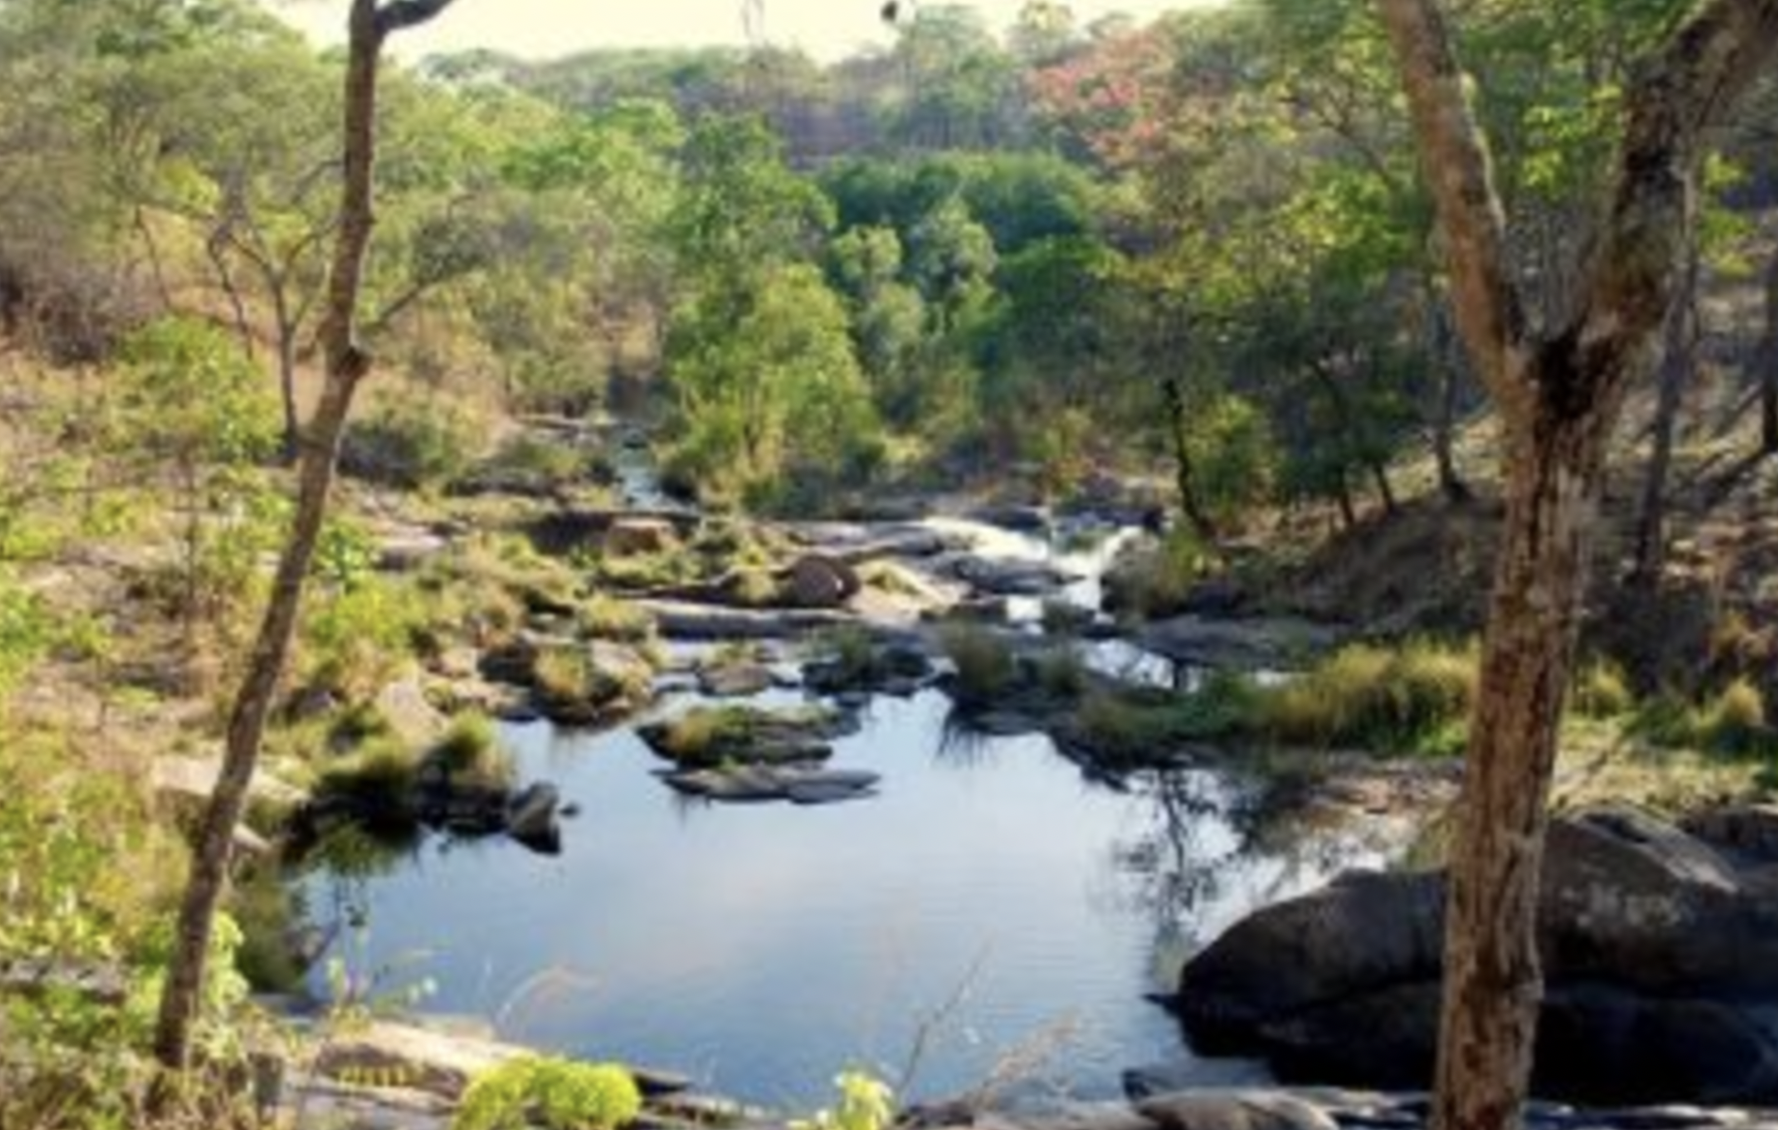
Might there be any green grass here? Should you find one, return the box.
[1632,677,1778,758]
[938,623,1017,707]
[1253,639,1477,754]
[429,712,514,789]
[315,736,420,809]
[579,592,655,642]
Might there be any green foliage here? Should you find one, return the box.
[0,570,53,697]
[455,1057,642,1130]
[342,395,485,492]
[303,574,430,697]
[792,1071,895,1130]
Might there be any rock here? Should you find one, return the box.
[1137,1090,1340,1130]
[505,782,561,855]
[697,661,775,698]
[952,555,1077,598]
[1177,870,1445,1052]
[636,705,855,768]
[1684,805,1778,864]
[605,516,680,557]
[1138,616,1340,671]
[974,504,1051,534]
[152,756,308,810]
[375,676,447,748]
[661,765,880,806]
[1176,808,1778,1105]
[634,599,862,641]
[314,1020,523,1099]
[782,553,862,609]
[378,532,449,573]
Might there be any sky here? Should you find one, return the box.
[265,1,1199,63]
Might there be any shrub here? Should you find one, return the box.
[342,395,484,491]
[455,1057,642,1130]
[1103,529,1210,620]
[303,575,429,697]
[792,1071,894,1130]
[938,623,1016,707]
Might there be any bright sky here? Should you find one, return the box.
[266,1,1197,63]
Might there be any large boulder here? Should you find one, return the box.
[604,516,679,557]
[1175,807,1778,1104]
[781,553,862,609]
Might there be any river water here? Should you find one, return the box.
[296,509,1391,1107]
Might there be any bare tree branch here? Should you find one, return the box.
[1376,0,1528,411]
[1556,0,1778,417]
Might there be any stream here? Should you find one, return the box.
[295,496,1395,1107]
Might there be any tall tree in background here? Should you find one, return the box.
[153,0,459,1073]
[1378,3,1778,1130]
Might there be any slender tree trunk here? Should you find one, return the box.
[207,236,256,363]
[1434,400,1610,1130]
[1371,460,1399,513]
[1428,292,1474,502]
[272,288,302,464]
[1632,251,1700,583]
[153,0,456,1074]
[1159,372,1218,544]
[1334,479,1358,529]
[1757,249,1778,454]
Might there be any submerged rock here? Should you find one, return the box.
[505,782,561,855]
[1175,807,1778,1105]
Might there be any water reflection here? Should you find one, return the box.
[291,686,1390,1105]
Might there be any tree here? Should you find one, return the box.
[153,0,460,1076]
[1378,4,1778,1130]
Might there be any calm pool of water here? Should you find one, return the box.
[299,687,1388,1107]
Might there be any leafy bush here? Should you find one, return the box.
[792,1071,894,1130]
[342,395,484,491]
[455,1057,642,1130]
[303,574,429,697]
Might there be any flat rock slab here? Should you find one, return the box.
[152,755,308,808]
[1138,616,1340,670]
[1139,1091,1340,1130]
[635,599,862,640]
[660,765,880,805]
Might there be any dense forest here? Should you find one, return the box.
[6,1,1778,1129]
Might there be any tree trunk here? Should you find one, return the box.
[1159,372,1218,544]
[1428,293,1474,503]
[1370,460,1399,513]
[153,0,456,1075]
[272,288,301,465]
[1434,398,1610,1130]
[1758,249,1778,454]
[1632,251,1699,584]
[1376,5,1778,1130]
